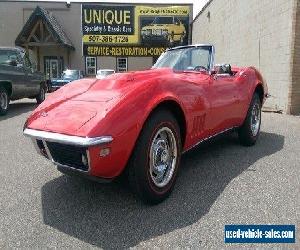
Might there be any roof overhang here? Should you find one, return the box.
[15,6,74,50]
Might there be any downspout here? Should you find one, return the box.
[288,0,300,115]
[67,48,70,68]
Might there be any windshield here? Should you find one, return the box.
[153,46,212,72]
[0,50,21,65]
[152,17,173,25]
[62,70,79,80]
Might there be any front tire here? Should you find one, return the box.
[0,86,9,116]
[36,84,46,104]
[128,109,182,204]
[238,93,261,146]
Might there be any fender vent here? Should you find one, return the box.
[193,114,206,137]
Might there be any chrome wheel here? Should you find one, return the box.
[149,127,178,188]
[251,102,260,136]
[0,91,8,110]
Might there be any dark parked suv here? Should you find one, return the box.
[0,47,46,115]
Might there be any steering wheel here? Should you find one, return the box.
[194,65,208,71]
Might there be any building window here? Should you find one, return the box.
[85,57,96,75]
[117,57,127,72]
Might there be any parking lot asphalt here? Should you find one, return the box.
[0,98,299,249]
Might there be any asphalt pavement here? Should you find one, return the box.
[0,98,299,249]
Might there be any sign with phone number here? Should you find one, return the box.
[83,35,133,44]
[83,45,166,57]
[81,4,191,56]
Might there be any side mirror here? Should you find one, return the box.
[222,64,232,74]
[8,60,17,67]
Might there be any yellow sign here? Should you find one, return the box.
[82,4,191,56]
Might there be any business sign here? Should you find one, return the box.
[82,4,191,56]
[83,46,166,57]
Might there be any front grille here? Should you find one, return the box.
[46,142,89,171]
[37,139,44,149]
[36,139,48,157]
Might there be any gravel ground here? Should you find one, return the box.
[0,98,299,249]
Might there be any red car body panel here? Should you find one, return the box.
[25,66,267,179]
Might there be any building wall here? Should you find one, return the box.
[192,0,296,113]
[96,56,153,72]
[23,2,83,70]
[0,1,192,77]
[97,57,116,71]
[128,57,153,71]
[290,0,300,114]
[0,1,84,70]
[39,46,68,70]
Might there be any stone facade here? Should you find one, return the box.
[192,0,299,114]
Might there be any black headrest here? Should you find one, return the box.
[217,64,232,75]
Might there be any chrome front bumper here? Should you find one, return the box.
[23,128,113,173]
[23,128,113,147]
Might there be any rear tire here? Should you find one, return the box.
[238,93,261,146]
[0,86,9,116]
[36,84,46,104]
[127,109,182,204]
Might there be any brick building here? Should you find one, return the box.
[192,0,300,115]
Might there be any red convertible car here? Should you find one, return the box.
[24,44,268,204]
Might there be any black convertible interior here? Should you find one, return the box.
[215,64,234,75]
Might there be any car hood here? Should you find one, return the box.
[26,68,208,136]
[27,77,117,135]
